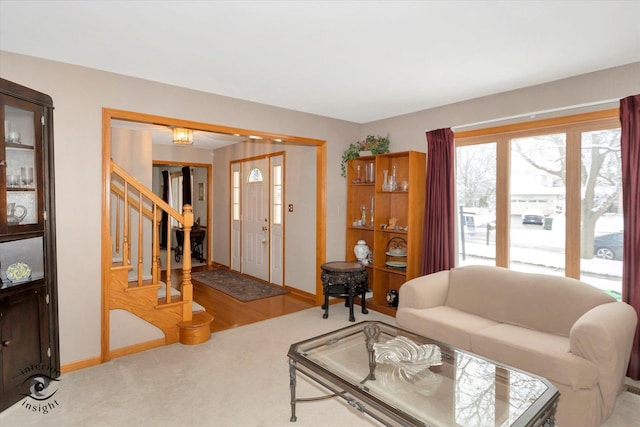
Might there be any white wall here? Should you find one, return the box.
[360,62,640,148]
[1,50,638,367]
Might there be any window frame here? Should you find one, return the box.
[455,109,619,279]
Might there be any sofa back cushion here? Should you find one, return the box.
[446,266,615,336]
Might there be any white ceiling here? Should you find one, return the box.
[111,119,246,149]
[2,0,639,125]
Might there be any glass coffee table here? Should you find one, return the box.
[288,321,558,426]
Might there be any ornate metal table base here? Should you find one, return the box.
[287,321,559,426]
[320,261,369,322]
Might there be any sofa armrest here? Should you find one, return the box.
[397,270,450,310]
[569,302,638,415]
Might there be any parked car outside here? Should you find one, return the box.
[521,209,544,225]
[594,232,623,260]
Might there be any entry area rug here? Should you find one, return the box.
[191,269,288,302]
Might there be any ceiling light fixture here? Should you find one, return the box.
[172,127,193,145]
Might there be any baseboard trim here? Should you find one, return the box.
[109,338,166,360]
[61,338,167,374]
[284,285,315,303]
[61,356,102,374]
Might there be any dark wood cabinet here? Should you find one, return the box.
[0,78,58,412]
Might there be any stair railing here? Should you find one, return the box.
[110,160,193,315]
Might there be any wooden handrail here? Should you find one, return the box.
[111,160,184,223]
[110,183,154,220]
[110,159,193,314]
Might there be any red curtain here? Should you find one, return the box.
[421,128,455,275]
[182,166,192,206]
[621,94,640,380]
[160,170,169,248]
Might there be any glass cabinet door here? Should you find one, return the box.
[1,95,44,233]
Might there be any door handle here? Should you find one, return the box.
[262,226,268,231]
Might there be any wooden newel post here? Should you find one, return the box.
[181,204,194,322]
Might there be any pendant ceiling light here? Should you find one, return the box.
[172,127,193,145]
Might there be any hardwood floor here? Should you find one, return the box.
[166,264,316,333]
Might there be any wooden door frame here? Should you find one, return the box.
[101,108,327,362]
[230,151,286,285]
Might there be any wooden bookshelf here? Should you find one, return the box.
[345,151,426,316]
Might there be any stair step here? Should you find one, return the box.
[112,263,133,271]
[126,283,160,293]
[192,300,206,313]
[178,311,214,345]
[156,297,188,309]
[157,282,204,313]
[157,281,181,299]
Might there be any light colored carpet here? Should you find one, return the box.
[1,304,638,426]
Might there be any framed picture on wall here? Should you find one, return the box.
[198,182,204,200]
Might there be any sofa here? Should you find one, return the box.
[396,265,638,427]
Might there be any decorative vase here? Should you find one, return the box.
[354,239,370,264]
[386,289,399,307]
[382,169,390,192]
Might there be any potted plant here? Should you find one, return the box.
[341,135,390,177]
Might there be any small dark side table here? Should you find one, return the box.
[320,261,369,322]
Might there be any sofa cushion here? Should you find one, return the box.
[396,306,499,350]
[446,266,615,336]
[471,323,599,390]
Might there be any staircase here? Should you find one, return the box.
[108,160,213,350]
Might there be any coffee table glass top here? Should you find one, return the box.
[288,321,557,426]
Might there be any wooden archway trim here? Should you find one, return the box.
[101,108,327,363]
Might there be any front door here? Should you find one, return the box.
[241,158,269,281]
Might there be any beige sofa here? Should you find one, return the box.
[396,265,637,427]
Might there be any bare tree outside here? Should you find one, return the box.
[456,144,496,209]
[512,129,621,259]
[455,122,623,297]
[580,129,622,259]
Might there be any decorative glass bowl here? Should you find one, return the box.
[6,262,32,283]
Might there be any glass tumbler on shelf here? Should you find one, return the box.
[26,167,34,185]
[353,164,362,183]
[366,162,375,183]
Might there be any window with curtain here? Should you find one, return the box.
[455,111,623,299]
